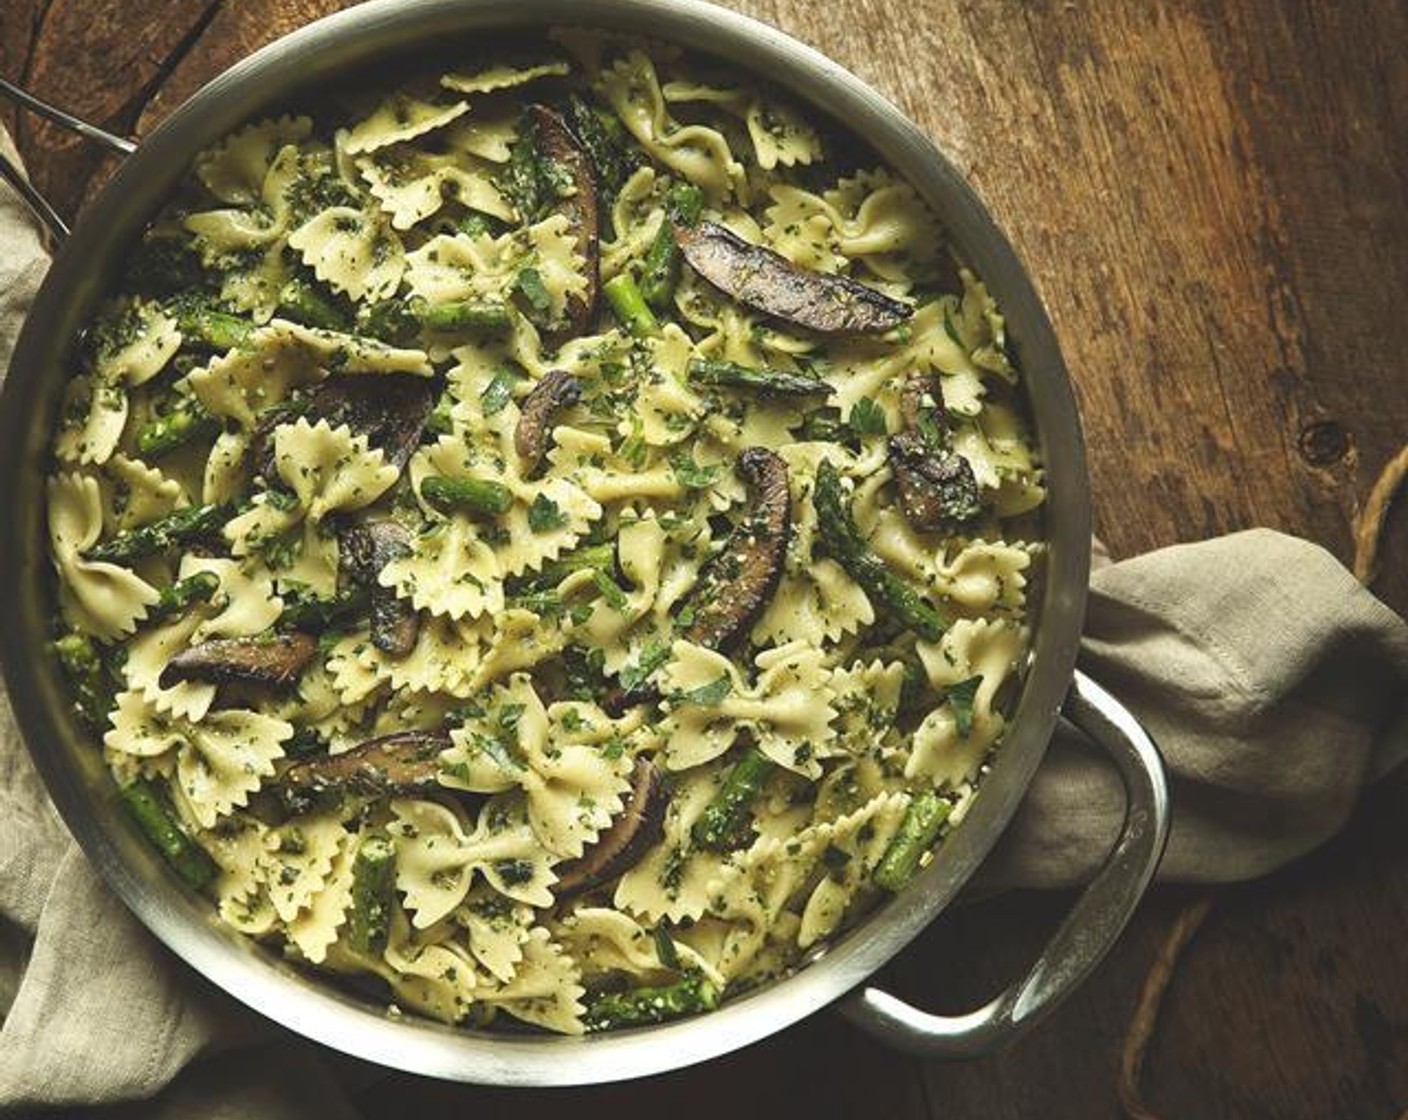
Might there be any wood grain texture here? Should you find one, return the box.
[6,0,1407,1116]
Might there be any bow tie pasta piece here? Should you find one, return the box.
[47,473,159,640]
[225,418,399,596]
[659,640,839,777]
[263,809,354,923]
[199,817,279,936]
[908,619,1028,789]
[660,78,821,173]
[177,556,283,643]
[937,539,1038,615]
[101,455,185,532]
[379,512,503,623]
[121,613,217,723]
[471,927,586,1035]
[357,147,514,232]
[599,51,743,202]
[105,692,293,829]
[457,886,537,983]
[600,166,665,281]
[287,206,406,304]
[195,115,314,205]
[796,791,911,950]
[381,914,483,1024]
[342,93,470,155]
[440,60,571,95]
[554,906,721,989]
[828,660,909,754]
[55,300,180,466]
[390,794,558,925]
[325,614,489,705]
[287,831,359,964]
[440,674,633,859]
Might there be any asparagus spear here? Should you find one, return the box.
[640,182,705,310]
[691,746,777,852]
[277,277,352,331]
[603,273,659,338]
[514,542,616,592]
[419,475,514,516]
[812,459,949,641]
[136,396,221,456]
[584,973,721,1031]
[84,502,232,565]
[166,297,252,351]
[357,296,512,345]
[687,357,832,397]
[564,93,635,203]
[120,778,217,890]
[51,632,116,729]
[346,831,397,956]
[873,791,953,891]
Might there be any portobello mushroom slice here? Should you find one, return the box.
[889,374,982,532]
[251,374,434,480]
[678,446,791,651]
[514,368,582,475]
[529,104,600,343]
[340,520,419,658]
[555,758,666,896]
[278,729,452,805]
[159,633,316,689]
[674,220,911,334]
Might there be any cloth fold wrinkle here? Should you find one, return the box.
[2,127,1407,1112]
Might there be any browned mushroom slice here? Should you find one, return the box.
[159,633,317,689]
[889,373,983,532]
[679,447,791,651]
[341,520,419,657]
[555,758,666,896]
[279,729,453,802]
[674,220,911,334]
[531,104,600,343]
[514,368,582,475]
[252,374,434,480]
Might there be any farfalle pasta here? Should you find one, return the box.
[45,33,1045,1037]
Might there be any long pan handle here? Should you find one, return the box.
[0,76,138,243]
[839,668,1171,1057]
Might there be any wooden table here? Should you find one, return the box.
[4,1,1406,1116]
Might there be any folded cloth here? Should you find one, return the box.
[2,132,1406,1112]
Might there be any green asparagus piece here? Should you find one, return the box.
[136,397,221,456]
[418,298,512,333]
[564,93,634,202]
[873,791,953,891]
[52,632,115,729]
[584,973,721,1032]
[277,586,371,632]
[812,460,949,641]
[356,298,421,346]
[603,273,659,338]
[167,297,251,351]
[145,572,222,625]
[420,475,514,516]
[85,502,232,565]
[277,277,352,331]
[687,357,832,397]
[796,405,847,443]
[120,779,217,890]
[691,746,776,852]
[347,831,397,956]
[639,182,704,310]
[425,391,455,436]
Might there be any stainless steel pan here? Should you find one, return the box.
[0,0,1169,1085]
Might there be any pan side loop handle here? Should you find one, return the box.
[0,76,138,244]
[838,668,1171,1058]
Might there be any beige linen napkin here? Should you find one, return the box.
[2,135,1407,1112]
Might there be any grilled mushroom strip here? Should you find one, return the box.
[514,369,581,475]
[678,447,791,650]
[252,374,434,480]
[529,104,600,342]
[340,520,418,657]
[159,632,317,689]
[555,758,666,896]
[278,729,452,806]
[888,373,982,532]
[674,220,911,334]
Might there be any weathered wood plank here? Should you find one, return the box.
[0,0,49,140]
[16,0,221,217]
